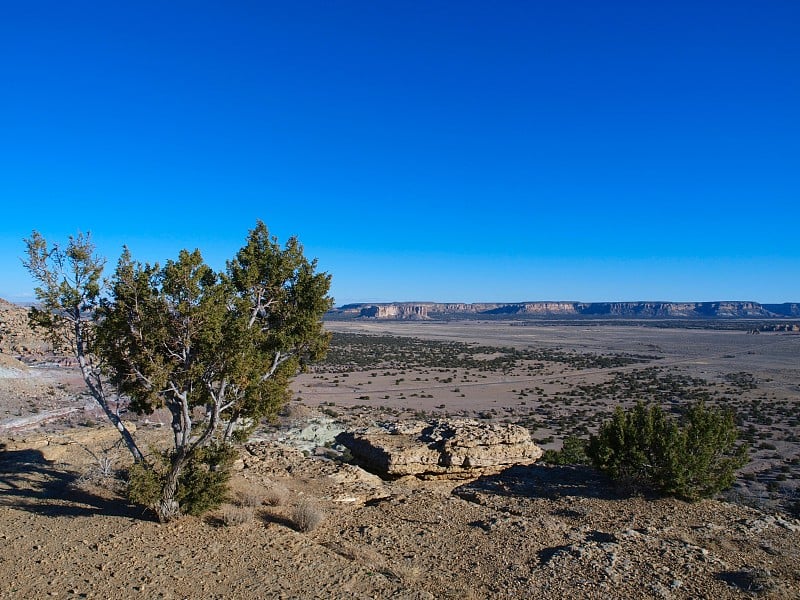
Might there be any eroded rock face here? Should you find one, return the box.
[328,300,800,319]
[0,298,52,357]
[336,419,542,479]
[358,304,429,319]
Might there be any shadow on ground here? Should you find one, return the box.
[0,448,147,519]
[453,464,622,501]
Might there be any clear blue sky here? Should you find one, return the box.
[1,1,798,305]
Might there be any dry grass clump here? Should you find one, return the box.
[291,498,325,532]
[221,481,266,526]
[323,541,424,586]
[388,561,422,584]
[235,483,264,509]
[222,504,255,527]
[262,483,290,507]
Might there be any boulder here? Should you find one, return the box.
[336,419,542,479]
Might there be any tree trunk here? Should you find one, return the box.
[156,453,186,523]
[101,402,145,463]
[72,317,146,462]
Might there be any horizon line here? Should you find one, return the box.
[333,299,799,307]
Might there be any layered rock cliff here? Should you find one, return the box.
[329,301,800,320]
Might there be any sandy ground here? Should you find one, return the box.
[2,424,799,599]
[295,322,800,508]
[294,322,800,415]
[1,320,799,598]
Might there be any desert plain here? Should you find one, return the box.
[1,305,800,598]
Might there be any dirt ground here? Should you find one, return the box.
[296,321,800,414]
[1,319,799,599]
[297,321,800,510]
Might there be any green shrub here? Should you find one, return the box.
[587,401,748,501]
[127,443,236,517]
[175,444,236,516]
[542,435,589,465]
[127,461,162,508]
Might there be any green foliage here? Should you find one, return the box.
[174,444,236,516]
[587,401,748,500]
[97,221,333,430]
[127,444,236,516]
[26,221,333,521]
[542,435,589,465]
[23,230,146,463]
[126,461,162,508]
[23,230,105,353]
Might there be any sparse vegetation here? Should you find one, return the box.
[587,401,749,501]
[2,314,800,597]
[262,483,290,507]
[221,483,264,526]
[24,223,332,521]
[542,435,589,465]
[222,504,256,526]
[291,498,325,532]
[235,483,265,509]
[318,332,653,374]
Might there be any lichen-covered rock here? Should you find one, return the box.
[336,419,542,479]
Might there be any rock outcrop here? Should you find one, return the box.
[329,300,800,320]
[0,298,51,357]
[357,304,429,319]
[336,419,542,479]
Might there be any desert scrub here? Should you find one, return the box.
[542,435,589,465]
[221,482,264,526]
[127,444,236,517]
[235,483,264,509]
[587,401,748,501]
[316,332,651,375]
[291,498,325,532]
[222,504,255,526]
[262,483,290,507]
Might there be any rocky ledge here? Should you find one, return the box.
[336,419,542,479]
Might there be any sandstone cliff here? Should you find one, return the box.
[329,300,800,320]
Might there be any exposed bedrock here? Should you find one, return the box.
[336,419,543,479]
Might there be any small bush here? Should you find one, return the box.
[292,498,325,532]
[263,484,290,507]
[236,483,264,509]
[542,435,589,465]
[587,401,748,501]
[175,444,236,516]
[222,504,255,527]
[127,461,162,508]
[126,444,236,517]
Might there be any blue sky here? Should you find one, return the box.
[1,1,798,305]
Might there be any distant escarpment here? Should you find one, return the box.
[329,301,800,320]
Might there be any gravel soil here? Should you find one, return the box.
[2,420,799,599]
[1,305,799,599]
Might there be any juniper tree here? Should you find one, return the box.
[24,222,332,522]
[586,401,748,500]
[23,231,145,462]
